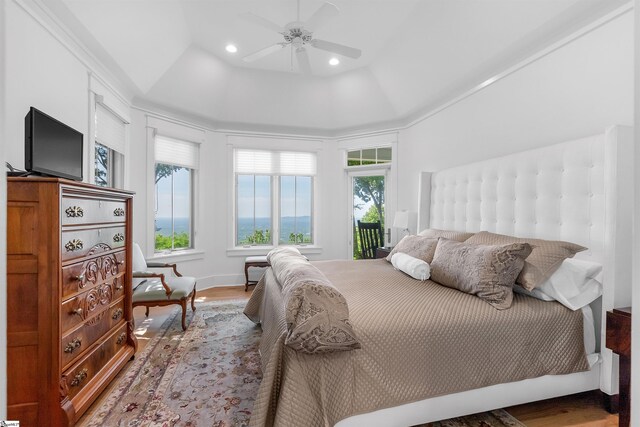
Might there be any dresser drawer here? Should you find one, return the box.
[61,300,125,368]
[62,197,127,225]
[62,251,125,299]
[61,281,124,333]
[61,226,126,262]
[61,324,129,401]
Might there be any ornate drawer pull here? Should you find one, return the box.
[74,273,85,282]
[116,332,127,345]
[118,260,125,265]
[70,369,88,387]
[112,308,123,320]
[70,308,83,317]
[113,233,125,243]
[65,239,84,252]
[64,337,82,353]
[65,206,84,218]
[113,207,125,217]
[114,284,124,291]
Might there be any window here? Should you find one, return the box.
[94,103,125,187]
[347,147,392,167]
[234,149,316,247]
[154,136,199,253]
[280,176,313,244]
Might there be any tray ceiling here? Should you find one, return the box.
[48,0,628,133]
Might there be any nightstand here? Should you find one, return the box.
[606,306,631,427]
[375,247,393,259]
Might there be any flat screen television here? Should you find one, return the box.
[25,107,83,181]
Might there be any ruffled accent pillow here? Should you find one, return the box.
[430,238,533,309]
[386,235,438,263]
[465,231,587,291]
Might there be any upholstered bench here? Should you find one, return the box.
[244,256,270,291]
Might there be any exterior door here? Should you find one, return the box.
[349,170,387,259]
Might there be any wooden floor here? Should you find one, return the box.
[82,285,619,426]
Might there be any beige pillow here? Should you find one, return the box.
[466,231,587,291]
[418,228,475,242]
[430,239,533,310]
[386,235,439,263]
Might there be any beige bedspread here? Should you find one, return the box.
[244,259,589,427]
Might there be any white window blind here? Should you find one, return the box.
[234,149,316,176]
[155,135,199,170]
[95,103,126,154]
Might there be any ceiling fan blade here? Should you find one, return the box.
[240,12,284,33]
[310,39,362,59]
[305,2,339,32]
[296,47,312,75]
[243,44,286,62]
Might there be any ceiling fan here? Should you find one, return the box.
[240,0,362,74]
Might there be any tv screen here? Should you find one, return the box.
[25,107,83,181]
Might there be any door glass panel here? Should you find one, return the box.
[352,175,385,259]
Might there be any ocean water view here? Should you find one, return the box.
[155,217,190,236]
[237,216,312,244]
[156,216,312,244]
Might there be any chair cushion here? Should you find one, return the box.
[132,243,148,272]
[133,276,196,302]
[246,255,269,263]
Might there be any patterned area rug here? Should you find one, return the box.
[80,300,524,427]
[80,300,262,427]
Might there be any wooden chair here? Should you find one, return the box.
[357,220,384,259]
[131,243,197,330]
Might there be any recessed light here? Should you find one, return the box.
[225,44,238,54]
[329,57,340,66]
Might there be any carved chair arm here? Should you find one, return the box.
[132,271,172,296]
[144,262,183,277]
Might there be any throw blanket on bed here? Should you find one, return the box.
[253,247,360,354]
[244,259,589,427]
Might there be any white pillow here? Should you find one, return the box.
[391,252,430,281]
[514,258,602,310]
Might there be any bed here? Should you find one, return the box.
[245,126,633,427]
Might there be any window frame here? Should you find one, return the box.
[231,147,318,250]
[154,163,195,253]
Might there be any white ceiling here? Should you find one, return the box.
[49,0,628,134]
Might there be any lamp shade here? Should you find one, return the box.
[393,211,417,231]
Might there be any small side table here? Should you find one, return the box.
[244,256,270,291]
[375,247,393,259]
[606,306,631,427]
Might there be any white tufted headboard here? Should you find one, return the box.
[417,126,633,396]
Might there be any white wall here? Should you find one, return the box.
[1,0,8,419]
[4,1,91,171]
[394,10,634,216]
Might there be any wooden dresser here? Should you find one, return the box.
[7,178,137,426]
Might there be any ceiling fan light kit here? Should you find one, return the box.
[240,1,362,74]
